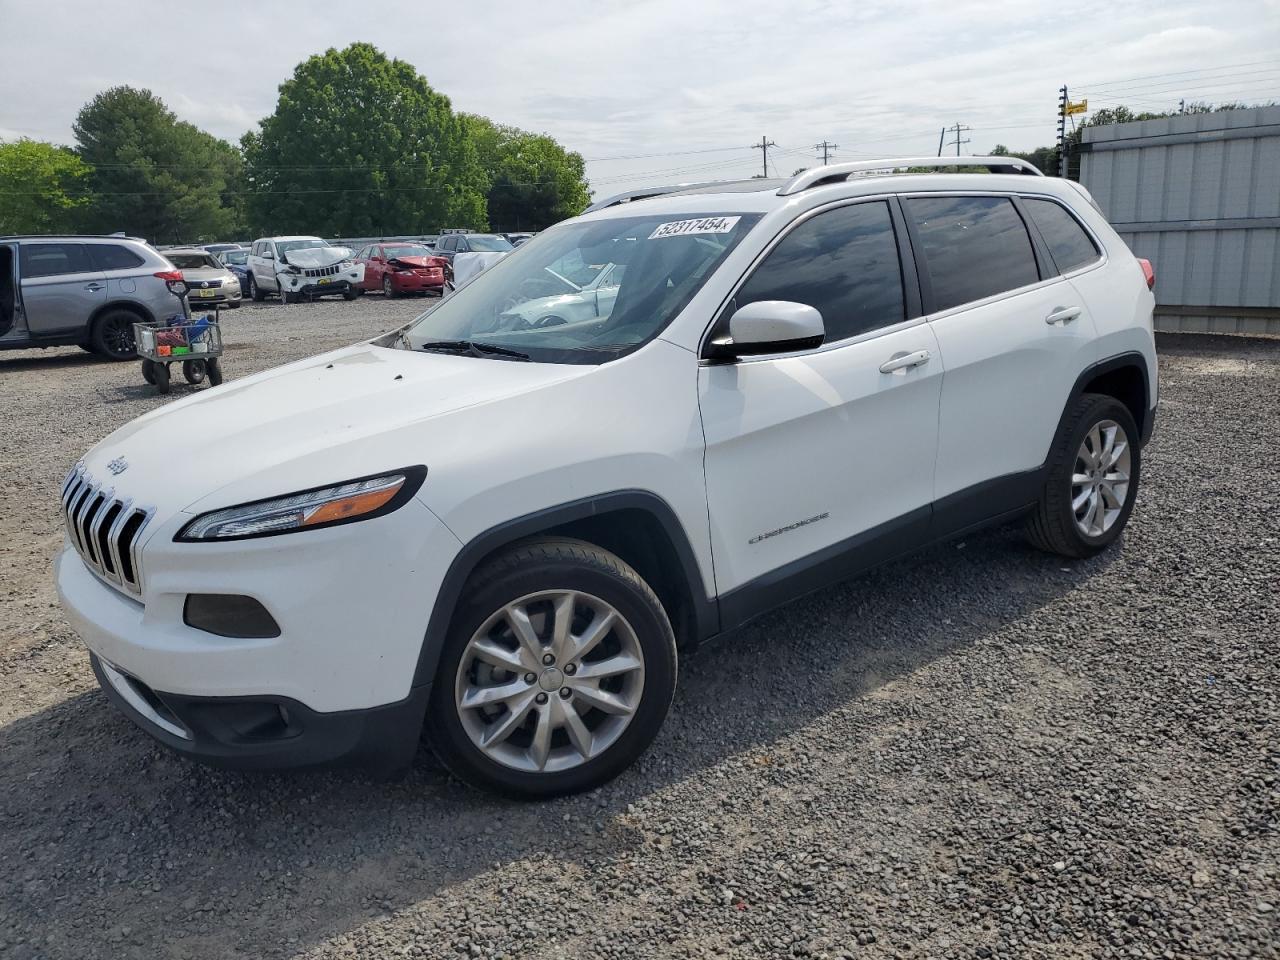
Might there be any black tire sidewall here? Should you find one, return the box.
[153,363,171,394]
[206,358,223,386]
[140,359,156,384]
[1055,396,1142,554]
[427,545,677,799]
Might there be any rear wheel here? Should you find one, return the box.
[152,362,171,394]
[1027,394,1141,558]
[428,538,677,799]
[90,309,138,360]
[182,359,206,384]
[205,357,224,386]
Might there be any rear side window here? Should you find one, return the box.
[727,201,906,342]
[1024,198,1100,274]
[88,244,145,271]
[907,196,1040,312]
[19,243,94,279]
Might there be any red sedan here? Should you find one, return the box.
[354,243,448,297]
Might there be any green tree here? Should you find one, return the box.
[243,43,487,236]
[463,115,591,231]
[73,86,241,243]
[0,139,91,234]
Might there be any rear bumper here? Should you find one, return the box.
[91,652,428,774]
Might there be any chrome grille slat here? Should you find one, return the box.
[59,465,153,598]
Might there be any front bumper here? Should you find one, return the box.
[279,269,363,297]
[390,273,445,293]
[189,289,241,306]
[90,652,428,773]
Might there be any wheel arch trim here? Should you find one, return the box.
[411,490,718,689]
[1067,351,1154,445]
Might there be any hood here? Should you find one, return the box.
[282,246,352,269]
[387,255,444,269]
[79,344,587,519]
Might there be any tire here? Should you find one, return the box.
[281,290,297,305]
[427,537,677,799]
[153,362,171,395]
[1026,393,1141,558]
[79,343,97,354]
[342,288,358,301]
[205,357,223,387]
[227,299,241,309]
[182,359,206,384]
[90,309,139,360]
[383,276,398,299]
[140,358,156,385]
[248,275,264,302]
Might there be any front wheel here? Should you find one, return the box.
[427,538,677,799]
[1026,394,1141,558]
[383,276,398,299]
[205,357,223,386]
[342,287,358,301]
[182,359,206,384]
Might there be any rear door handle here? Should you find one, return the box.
[84,282,105,292]
[1045,305,1082,325]
[879,349,931,374]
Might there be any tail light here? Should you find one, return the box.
[1137,258,1155,291]
[153,269,184,282]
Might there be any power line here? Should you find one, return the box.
[751,135,777,179]
[814,140,839,165]
[1072,59,1280,92]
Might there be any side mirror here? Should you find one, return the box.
[707,300,825,360]
[263,250,274,260]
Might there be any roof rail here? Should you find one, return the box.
[582,181,722,215]
[777,156,1045,196]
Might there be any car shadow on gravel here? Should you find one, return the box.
[0,523,1115,958]
[0,349,122,371]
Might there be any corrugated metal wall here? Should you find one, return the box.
[1079,106,1280,335]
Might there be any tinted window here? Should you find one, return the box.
[20,243,94,279]
[439,236,455,252]
[727,201,905,342]
[88,244,145,271]
[1024,198,1100,273]
[907,196,1040,312]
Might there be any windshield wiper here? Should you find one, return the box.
[418,339,530,361]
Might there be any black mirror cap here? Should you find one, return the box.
[704,333,825,362]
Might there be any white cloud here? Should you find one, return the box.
[1,0,1276,196]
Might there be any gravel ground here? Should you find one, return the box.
[0,305,1276,960]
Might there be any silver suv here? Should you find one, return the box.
[0,235,179,360]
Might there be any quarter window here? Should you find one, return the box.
[88,244,145,271]
[907,196,1040,312]
[1024,198,1100,274]
[726,201,906,343]
[19,243,94,279]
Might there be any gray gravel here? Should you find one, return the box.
[1,310,1277,960]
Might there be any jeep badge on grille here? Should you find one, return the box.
[107,457,129,476]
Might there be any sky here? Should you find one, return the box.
[2,0,1278,198]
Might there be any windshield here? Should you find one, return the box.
[277,239,330,255]
[221,250,248,265]
[170,253,220,269]
[383,245,433,259]
[467,235,514,252]
[402,212,760,364]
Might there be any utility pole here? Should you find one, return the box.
[937,127,946,157]
[753,135,777,177]
[1179,98,1186,114]
[814,140,839,165]
[1057,85,1068,178]
[946,122,971,157]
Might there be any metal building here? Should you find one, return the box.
[1079,105,1280,335]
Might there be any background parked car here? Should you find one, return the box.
[503,232,535,246]
[201,242,242,258]
[166,247,241,308]
[500,260,624,326]
[219,248,251,293]
[432,232,514,265]
[246,236,362,303]
[0,234,180,360]
[354,242,447,297]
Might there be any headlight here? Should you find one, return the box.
[177,467,426,541]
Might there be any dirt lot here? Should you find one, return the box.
[1,302,1276,960]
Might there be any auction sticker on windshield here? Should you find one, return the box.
[648,216,741,240]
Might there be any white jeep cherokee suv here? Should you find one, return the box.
[56,158,1157,798]
[245,236,363,303]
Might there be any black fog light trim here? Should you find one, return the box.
[184,594,282,639]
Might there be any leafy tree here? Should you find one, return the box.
[0,139,91,234]
[243,43,487,236]
[73,86,242,243]
[463,115,590,232]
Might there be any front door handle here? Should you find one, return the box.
[879,349,931,374]
[1045,305,1082,325]
[84,282,105,292]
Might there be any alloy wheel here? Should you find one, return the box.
[454,589,645,774]
[1071,419,1131,537]
[101,317,135,357]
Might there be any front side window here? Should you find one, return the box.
[401,212,760,364]
[20,243,94,279]
[466,235,514,253]
[88,244,145,271]
[721,201,906,343]
[1024,198,1100,274]
[906,196,1040,312]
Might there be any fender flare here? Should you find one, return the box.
[411,490,718,689]
[1067,350,1154,444]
